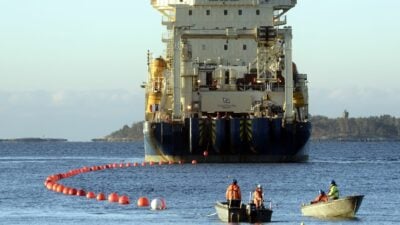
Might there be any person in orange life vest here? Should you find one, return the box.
[311,190,329,204]
[226,179,241,207]
[253,184,264,208]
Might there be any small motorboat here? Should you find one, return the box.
[215,201,273,223]
[301,195,364,218]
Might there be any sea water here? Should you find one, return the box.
[0,141,399,225]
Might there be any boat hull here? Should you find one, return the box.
[301,195,364,218]
[143,117,311,163]
[215,202,272,223]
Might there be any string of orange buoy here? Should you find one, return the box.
[43,156,201,208]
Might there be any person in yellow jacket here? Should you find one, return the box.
[226,179,241,207]
[253,184,264,208]
[328,180,339,200]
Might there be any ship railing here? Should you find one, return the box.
[162,15,175,27]
[162,32,173,43]
[151,0,193,7]
[273,15,287,26]
[196,82,285,92]
[197,84,267,91]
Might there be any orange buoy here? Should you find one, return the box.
[56,185,65,193]
[158,161,164,165]
[125,163,131,167]
[137,197,150,207]
[118,195,130,205]
[178,160,183,164]
[119,163,124,168]
[46,182,54,190]
[45,178,53,185]
[76,189,86,196]
[191,160,197,164]
[112,163,118,168]
[108,192,119,203]
[82,166,90,172]
[86,191,96,199]
[168,161,174,165]
[68,188,77,196]
[203,150,208,157]
[133,162,138,167]
[97,192,106,201]
[52,183,59,192]
[141,162,146,166]
[149,161,154,166]
[63,187,70,195]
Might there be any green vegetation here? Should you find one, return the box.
[98,113,400,142]
[92,122,143,142]
[312,114,400,141]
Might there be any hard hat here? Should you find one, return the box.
[330,180,336,185]
[257,184,262,189]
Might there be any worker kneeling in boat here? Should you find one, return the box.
[253,184,264,209]
[328,180,339,200]
[311,190,328,204]
[226,179,241,208]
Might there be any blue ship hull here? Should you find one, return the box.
[143,118,311,163]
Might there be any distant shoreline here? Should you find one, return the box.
[311,137,400,142]
[0,138,68,142]
[92,137,400,143]
[91,138,141,142]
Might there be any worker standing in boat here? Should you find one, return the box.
[253,184,264,208]
[328,180,339,200]
[226,179,241,207]
[311,190,328,204]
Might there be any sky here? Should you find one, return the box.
[0,0,399,141]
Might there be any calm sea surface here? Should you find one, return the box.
[0,141,399,225]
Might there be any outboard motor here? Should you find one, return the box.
[246,203,257,223]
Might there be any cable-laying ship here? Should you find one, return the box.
[142,0,311,163]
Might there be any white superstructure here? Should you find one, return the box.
[146,0,308,125]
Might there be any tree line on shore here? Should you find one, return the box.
[97,115,400,142]
[311,115,400,140]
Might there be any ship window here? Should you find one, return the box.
[189,10,192,15]
[224,10,228,15]
[238,9,242,15]
[256,9,260,15]
[243,44,247,50]
[225,71,230,84]
[206,10,210,15]
[206,72,213,85]
[224,44,228,50]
